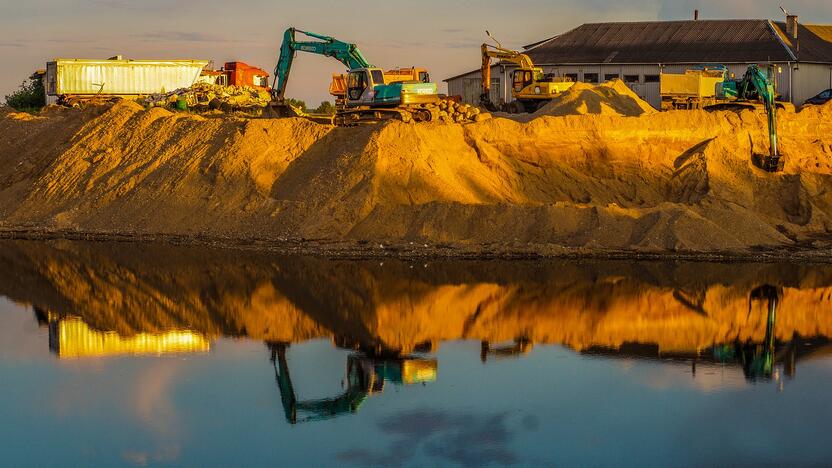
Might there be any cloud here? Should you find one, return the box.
[133,31,259,43]
[337,408,522,467]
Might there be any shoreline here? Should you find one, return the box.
[2,227,830,263]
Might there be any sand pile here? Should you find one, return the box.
[530,79,656,118]
[0,99,831,257]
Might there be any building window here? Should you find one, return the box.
[623,75,640,83]
[605,73,620,81]
[583,73,599,83]
[644,75,660,83]
[565,73,578,82]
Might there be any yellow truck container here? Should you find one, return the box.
[45,57,209,100]
[660,69,725,110]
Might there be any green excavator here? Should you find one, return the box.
[270,28,440,125]
[714,64,785,172]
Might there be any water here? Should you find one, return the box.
[1,239,831,467]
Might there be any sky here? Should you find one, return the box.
[1,0,831,105]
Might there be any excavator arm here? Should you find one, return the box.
[738,65,782,171]
[272,28,374,100]
[480,41,536,109]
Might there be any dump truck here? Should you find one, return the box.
[45,56,208,106]
[659,65,726,110]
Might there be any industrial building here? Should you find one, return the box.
[445,16,832,108]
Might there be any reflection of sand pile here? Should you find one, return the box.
[531,79,656,117]
[2,240,831,354]
[1,100,831,255]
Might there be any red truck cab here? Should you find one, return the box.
[223,62,270,89]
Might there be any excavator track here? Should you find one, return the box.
[334,106,436,127]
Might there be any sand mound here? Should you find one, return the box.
[531,79,656,118]
[0,100,831,256]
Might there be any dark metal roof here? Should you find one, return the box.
[525,20,800,64]
[783,23,832,62]
[444,19,832,82]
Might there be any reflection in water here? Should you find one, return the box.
[35,307,211,359]
[269,342,437,424]
[2,240,832,404]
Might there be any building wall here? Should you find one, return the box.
[792,63,832,105]
[447,61,806,109]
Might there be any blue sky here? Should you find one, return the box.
[1,0,830,104]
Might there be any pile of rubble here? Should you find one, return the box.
[142,83,272,112]
[433,98,491,123]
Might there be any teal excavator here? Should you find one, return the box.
[715,64,785,172]
[270,28,440,125]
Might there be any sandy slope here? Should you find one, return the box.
[1,89,831,257]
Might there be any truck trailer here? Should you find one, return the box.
[45,56,208,105]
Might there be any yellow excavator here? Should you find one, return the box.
[480,31,574,114]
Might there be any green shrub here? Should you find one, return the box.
[4,76,46,111]
[313,101,335,114]
[285,98,307,112]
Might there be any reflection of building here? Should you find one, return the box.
[35,308,210,359]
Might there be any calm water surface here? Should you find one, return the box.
[1,240,831,467]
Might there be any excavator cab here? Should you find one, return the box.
[512,70,534,93]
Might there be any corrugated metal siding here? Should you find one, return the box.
[47,59,208,96]
[792,63,832,104]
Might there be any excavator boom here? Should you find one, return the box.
[272,28,373,100]
[717,64,783,172]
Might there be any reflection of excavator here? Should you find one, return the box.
[480,31,573,114]
[268,342,437,424]
[713,64,785,172]
[270,28,440,125]
[712,285,783,381]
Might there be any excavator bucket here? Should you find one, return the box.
[752,153,785,172]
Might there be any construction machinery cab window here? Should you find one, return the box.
[513,70,534,92]
[348,71,368,100]
[583,73,599,83]
[418,71,430,83]
[370,69,385,85]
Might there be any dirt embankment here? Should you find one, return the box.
[1,90,831,257]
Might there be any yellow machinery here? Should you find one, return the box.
[660,66,726,110]
[481,31,573,113]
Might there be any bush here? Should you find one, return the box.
[313,101,335,114]
[285,98,307,112]
[5,76,46,111]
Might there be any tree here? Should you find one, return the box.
[4,75,46,111]
[312,101,335,114]
[285,98,307,112]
